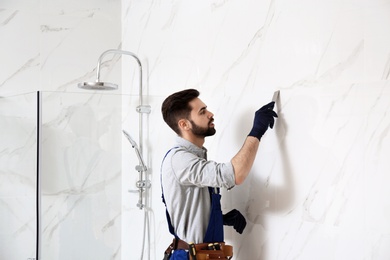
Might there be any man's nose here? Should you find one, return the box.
[208,111,214,119]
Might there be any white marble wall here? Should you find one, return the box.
[0,0,121,96]
[123,0,390,259]
[1,0,390,259]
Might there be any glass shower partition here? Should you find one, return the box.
[39,91,123,260]
[0,91,141,259]
[0,92,38,260]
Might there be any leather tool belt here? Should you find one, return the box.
[164,238,233,260]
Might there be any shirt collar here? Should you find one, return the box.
[175,136,207,158]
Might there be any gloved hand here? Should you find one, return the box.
[248,101,278,140]
[223,209,247,234]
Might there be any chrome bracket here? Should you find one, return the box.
[135,165,147,172]
[136,105,151,114]
[136,180,151,189]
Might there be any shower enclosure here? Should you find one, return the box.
[0,91,147,259]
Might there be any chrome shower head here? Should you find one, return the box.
[122,130,138,148]
[78,81,118,90]
[77,49,142,92]
[123,130,147,170]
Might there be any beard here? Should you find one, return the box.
[189,119,216,137]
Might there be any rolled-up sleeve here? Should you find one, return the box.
[170,149,236,189]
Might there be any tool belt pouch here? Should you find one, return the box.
[191,243,233,260]
[164,239,233,260]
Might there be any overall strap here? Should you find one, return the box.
[160,147,179,240]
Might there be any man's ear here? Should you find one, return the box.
[178,118,190,132]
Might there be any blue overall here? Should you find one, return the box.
[203,187,224,243]
[161,149,224,259]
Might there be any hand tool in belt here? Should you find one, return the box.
[189,242,197,260]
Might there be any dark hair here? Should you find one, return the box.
[161,89,200,135]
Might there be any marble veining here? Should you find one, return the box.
[1,0,390,259]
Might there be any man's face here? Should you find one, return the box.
[188,98,216,137]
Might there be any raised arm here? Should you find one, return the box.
[231,101,278,185]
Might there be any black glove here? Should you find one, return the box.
[223,209,247,234]
[248,101,278,140]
